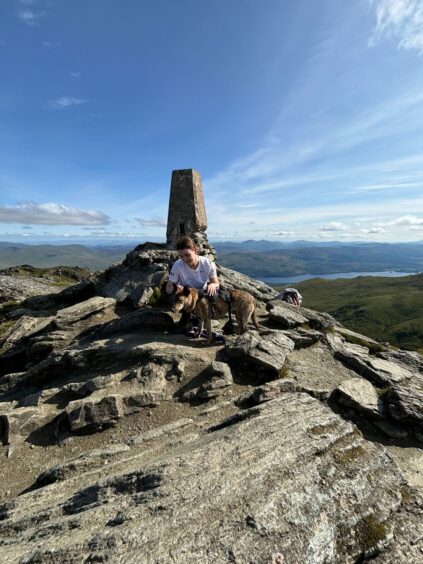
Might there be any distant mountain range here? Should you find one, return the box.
[0,243,131,270]
[0,240,423,277]
[216,242,423,277]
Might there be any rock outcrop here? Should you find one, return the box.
[0,245,422,562]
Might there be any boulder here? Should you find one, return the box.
[328,333,415,386]
[98,308,174,335]
[225,329,295,381]
[55,297,116,328]
[235,379,298,406]
[0,315,54,351]
[66,394,124,432]
[334,378,382,419]
[266,299,337,329]
[54,280,96,306]
[95,246,176,305]
[0,406,55,445]
[183,361,234,401]
[386,385,423,430]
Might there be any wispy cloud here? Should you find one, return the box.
[69,71,82,78]
[14,0,46,25]
[135,217,166,228]
[382,214,423,226]
[370,0,423,52]
[0,203,111,225]
[45,97,87,110]
[350,181,422,192]
[360,227,386,234]
[319,222,348,232]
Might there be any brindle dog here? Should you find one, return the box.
[172,287,259,344]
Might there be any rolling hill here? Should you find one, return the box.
[283,274,423,353]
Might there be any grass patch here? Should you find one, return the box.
[278,274,423,352]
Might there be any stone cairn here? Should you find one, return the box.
[166,168,216,259]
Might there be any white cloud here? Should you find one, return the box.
[319,222,348,232]
[45,97,87,110]
[69,72,82,78]
[383,214,423,226]
[270,231,295,237]
[0,203,111,225]
[370,0,423,52]
[350,181,421,192]
[135,217,166,228]
[360,227,386,234]
[18,8,45,26]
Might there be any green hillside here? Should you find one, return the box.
[277,274,423,353]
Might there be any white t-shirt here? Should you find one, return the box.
[169,256,217,290]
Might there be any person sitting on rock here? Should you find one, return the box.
[166,236,222,340]
[166,236,219,297]
[276,287,303,306]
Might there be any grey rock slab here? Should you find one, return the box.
[386,384,423,429]
[0,315,54,351]
[286,343,359,400]
[378,349,423,375]
[235,379,298,406]
[127,417,194,445]
[0,406,56,445]
[98,308,174,336]
[95,249,175,304]
[328,333,415,387]
[18,388,61,407]
[66,394,124,432]
[185,361,234,401]
[54,280,96,306]
[334,326,387,352]
[2,394,422,563]
[366,358,414,385]
[226,329,295,382]
[123,391,167,413]
[335,378,382,418]
[55,296,116,328]
[281,328,323,348]
[267,299,337,330]
[0,274,63,303]
[34,444,131,488]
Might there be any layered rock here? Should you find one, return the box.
[1,395,422,563]
[0,244,422,562]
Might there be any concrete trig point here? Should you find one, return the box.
[166,169,216,258]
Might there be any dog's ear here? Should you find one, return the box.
[183,286,190,296]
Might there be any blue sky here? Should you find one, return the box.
[1,0,423,243]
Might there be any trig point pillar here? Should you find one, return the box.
[166,169,216,258]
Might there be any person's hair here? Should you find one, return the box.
[176,236,197,251]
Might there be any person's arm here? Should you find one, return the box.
[206,275,219,296]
